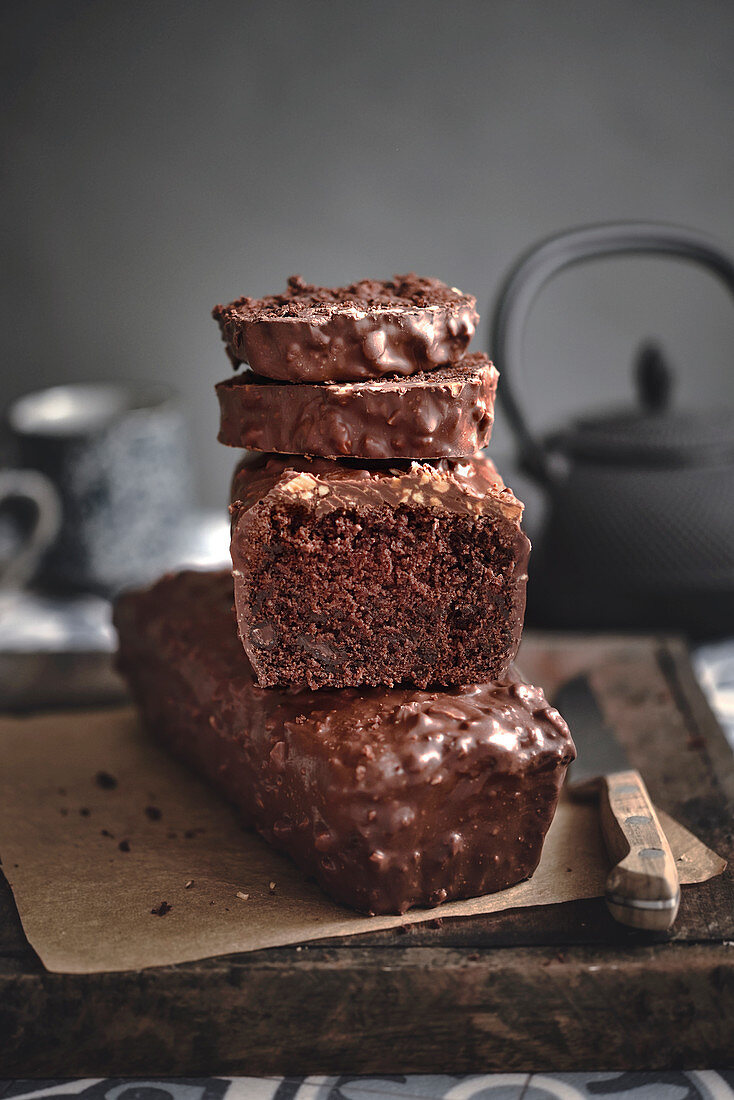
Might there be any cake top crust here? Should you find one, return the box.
[213,273,475,323]
[230,451,525,525]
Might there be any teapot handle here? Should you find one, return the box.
[489,221,734,486]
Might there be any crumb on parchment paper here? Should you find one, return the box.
[95,771,118,790]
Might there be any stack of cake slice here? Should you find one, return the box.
[115,274,575,916]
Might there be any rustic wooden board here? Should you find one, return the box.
[0,633,732,1074]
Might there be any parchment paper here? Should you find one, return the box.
[0,707,725,974]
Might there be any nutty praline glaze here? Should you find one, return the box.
[216,354,498,459]
[114,570,576,915]
[230,451,524,522]
[212,274,478,383]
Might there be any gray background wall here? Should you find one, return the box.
[3,0,734,519]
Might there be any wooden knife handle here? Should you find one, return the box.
[599,769,681,931]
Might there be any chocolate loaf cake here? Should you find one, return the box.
[230,452,530,690]
[216,353,498,460]
[212,274,477,383]
[114,570,575,915]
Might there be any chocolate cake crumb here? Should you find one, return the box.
[151,901,172,916]
[222,273,469,314]
[79,807,91,817]
[145,805,162,821]
[95,771,118,790]
[230,452,529,690]
[101,829,114,838]
[118,839,131,852]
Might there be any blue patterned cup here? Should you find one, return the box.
[6,381,192,594]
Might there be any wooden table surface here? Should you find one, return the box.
[1,633,732,1075]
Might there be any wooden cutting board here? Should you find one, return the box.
[0,633,732,1074]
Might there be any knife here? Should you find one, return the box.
[554,673,681,931]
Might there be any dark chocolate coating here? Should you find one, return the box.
[114,570,575,916]
[212,274,478,383]
[216,354,498,460]
[230,453,530,691]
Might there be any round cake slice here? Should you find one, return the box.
[215,353,498,459]
[212,273,478,382]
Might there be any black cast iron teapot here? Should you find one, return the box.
[490,222,734,638]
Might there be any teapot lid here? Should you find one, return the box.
[552,344,734,467]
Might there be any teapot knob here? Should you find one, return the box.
[635,342,674,413]
[633,341,673,413]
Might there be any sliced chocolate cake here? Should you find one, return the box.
[215,353,498,459]
[229,452,530,690]
[114,570,575,915]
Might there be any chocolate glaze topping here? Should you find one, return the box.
[114,570,575,915]
[212,274,478,383]
[216,353,498,459]
[230,451,524,524]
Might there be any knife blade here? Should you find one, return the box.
[554,673,680,932]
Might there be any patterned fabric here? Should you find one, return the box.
[1,1076,734,1100]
